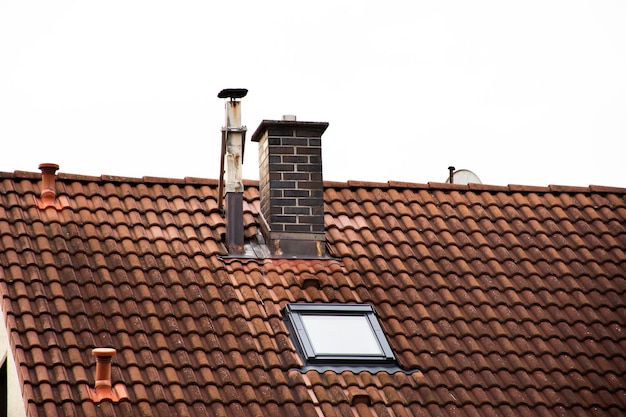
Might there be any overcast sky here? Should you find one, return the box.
[1,1,625,187]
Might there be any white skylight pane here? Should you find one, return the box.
[301,314,383,355]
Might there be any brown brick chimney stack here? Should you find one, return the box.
[251,117,329,258]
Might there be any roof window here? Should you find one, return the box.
[283,304,400,372]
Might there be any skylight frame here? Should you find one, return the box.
[283,303,396,365]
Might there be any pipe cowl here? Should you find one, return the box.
[88,348,129,403]
[36,163,69,210]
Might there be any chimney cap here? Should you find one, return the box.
[251,120,329,142]
[218,88,248,99]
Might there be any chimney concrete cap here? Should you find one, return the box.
[251,120,329,142]
[282,115,297,121]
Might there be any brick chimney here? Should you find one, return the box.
[251,117,329,258]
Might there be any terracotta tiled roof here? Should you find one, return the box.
[1,170,625,416]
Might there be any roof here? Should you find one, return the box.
[1,169,625,417]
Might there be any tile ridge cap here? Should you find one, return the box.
[546,184,592,193]
[1,170,40,179]
[0,168,222,185]
[507,184,552,192]
[346,180,391,188]
[428,182,473,191]
[324,180,350,188]
[387,180,430,189]
[507,183,626,194]
[423,182,626,195]
[426,182,512,192]
[60,173,110,182]
[6,169,625,193]
[141,175,189,184]
[57,173,222,186]
[588,184,626,193]
[242,178,259,187]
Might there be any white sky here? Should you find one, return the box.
[1,1,625,187]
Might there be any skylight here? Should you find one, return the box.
[300,314,383,356]
[283,304,396,369]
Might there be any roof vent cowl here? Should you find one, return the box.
[39,163,59,204]
[36,163,69,210]
[87,348,129,403]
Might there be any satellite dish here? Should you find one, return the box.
[446,168,482,185]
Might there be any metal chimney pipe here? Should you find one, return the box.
[448,166,456,184]
[224,99,244,194]
[218,88,248,254]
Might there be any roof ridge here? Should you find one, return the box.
[3,170,625,193]
[0,170,223,186]
[326,180,626,194]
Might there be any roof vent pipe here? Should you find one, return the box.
[36,163,69,210]
[93,348,115,388]
[448,166,456,184]
[88,348,129,402]
[38,163,59,205]
[217,88,248,254]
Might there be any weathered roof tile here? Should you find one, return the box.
[1,170,625,416]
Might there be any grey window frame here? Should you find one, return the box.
[283,303,396,365]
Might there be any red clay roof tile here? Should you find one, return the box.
[1,170,625,416]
